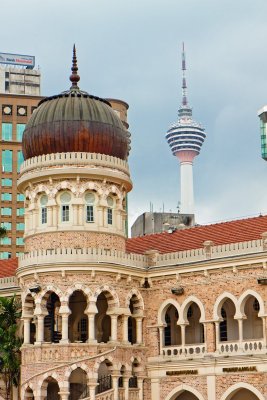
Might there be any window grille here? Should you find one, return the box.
[62,205,69,222]
[107,208,113,225]
[86,205,94,222]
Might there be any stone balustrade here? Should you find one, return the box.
[18,237,267,274]
[0,276,19,289]
[20,152,130,176]
[162,344,206,358]
[18,247,147,271]
[156,239,263,267]
[216,339,266,356]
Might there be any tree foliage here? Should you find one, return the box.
[0,227,6,239]
[0,296,22,400]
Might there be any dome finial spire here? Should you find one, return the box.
[70,44,80,89]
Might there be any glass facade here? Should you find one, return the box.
[16,238,24,245]
[1,207,12,216]
[1,222,11,230]
[0,252,11,259]
[0,237,11,245]
[1,178,12,186]
[1,193,12,201]
[17,150,24,172]
[16,222,25,231]
[16,124,26,141]
[1,123,12,141]
[17,208,24,216]
[260,120,267,160]
[2,150,13,172]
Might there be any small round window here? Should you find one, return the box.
[40,194,48,206]
[85,192,95,204]
[60,192,71,203]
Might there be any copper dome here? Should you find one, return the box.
[22,47,131,161]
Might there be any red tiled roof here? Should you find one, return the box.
[0,258,18,278]
[126,215,267,254]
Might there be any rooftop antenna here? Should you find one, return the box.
[181,42,188,107]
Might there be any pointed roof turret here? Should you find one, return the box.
[69,44,80,89]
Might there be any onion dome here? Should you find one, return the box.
[22,45,131,160]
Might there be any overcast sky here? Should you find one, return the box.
[2,0,267,229]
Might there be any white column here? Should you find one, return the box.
[151,378,160,400]
[88,383,97,400]
[60,314,69,343]
[179,161,194,214]
[215,321,220,351]
[112,375,119,400]
[87,313,96,342]
[47,206,52,227]
[110,315,118,342]
[78,205,83,225]
[123,315,129,343]
[207,375,216,400]
[23,317,31,344]
[36,315,44,344]
[238,318,243,350]
[123,376,129,400]
[159,326,164,354]
[262,317,267,347]
[136,317,143,344]
[52,206,57,226]
[73,204,78,225]
[137,378,144,400]
[181,324,186,352]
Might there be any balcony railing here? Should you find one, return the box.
[218,339,265,355]
[162,343,206,358]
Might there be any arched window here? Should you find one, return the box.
[243,296,263,340]
[85,192,95,223]
[219,299,238,342]
[60,192,71,222]
[220,307,227,341]
[107,196,114,225]
[185,303,204,344]
[40,194,48,225]
[164,305,180,346]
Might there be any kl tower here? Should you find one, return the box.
[166,44,206,216]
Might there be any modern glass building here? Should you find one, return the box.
[0,93,43,258]
[258,106,267,160]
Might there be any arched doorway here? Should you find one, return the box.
[228,389,260,400]
[164,304,181,346]
[185,303,204,344]
[95,292,112,343]
[24,387,34,400]
[68,290,88,343]
[219,299,238,342]
[43,292,62,343]
[69,368,89,400]
[43,377,60,400]
[243,296,263,340]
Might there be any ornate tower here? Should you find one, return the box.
[17,47,145,400]
[166,44,206,215]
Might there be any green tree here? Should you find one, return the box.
[0,296,22,400]
[0,227,6,238]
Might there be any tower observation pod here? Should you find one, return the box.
[166,44,206,215]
